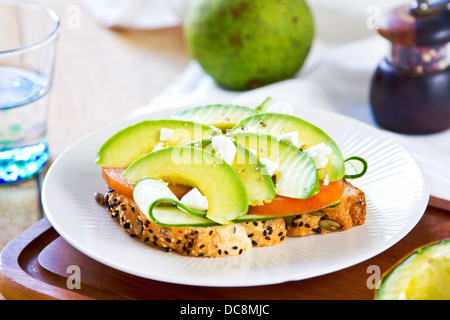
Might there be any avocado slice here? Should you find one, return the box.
[95,119,220,168]
[185,136,276,206]
[232,113,345,182]
[122,146,249,224]
[376,239,450,300]
[169,104,258,131]
[226,132,320,199]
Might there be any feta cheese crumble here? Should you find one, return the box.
[277,131,303,149]
[304,143,332,169]
[180,188,208,212]
[211,135,236,165]
[160,128,174,141]
[259,158,278,177]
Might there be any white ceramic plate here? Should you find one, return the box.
[42,104,429,287]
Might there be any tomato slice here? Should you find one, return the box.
[248,180,345,216]
[102,168,135,198]
[102,167,192,199]
[102,167,344,217]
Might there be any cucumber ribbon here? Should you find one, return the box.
[132,177,219,227]
[343,156,368,179]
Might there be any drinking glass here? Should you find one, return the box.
[0,0,60,183]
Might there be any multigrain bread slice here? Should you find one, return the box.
[101,180,366,257]
[241,219,288,247]
[286,180,366,237]
[104,190,286,257]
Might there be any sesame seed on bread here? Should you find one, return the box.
[101,179,366,257]
[286,180,366,237]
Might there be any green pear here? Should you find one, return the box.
[184,0,314,91]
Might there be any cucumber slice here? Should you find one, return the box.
[232,113,345,182]
[133,178,218,227]
[255,97,272,112]
[169,104,257,131]
[151,206,218,227]
[185,137,276,206]
[255,97,294,115]
[226,132,320,199]
[133,178,343,227]
[343,156,368,179]
[234,200,342,223]
[234,213,294,222]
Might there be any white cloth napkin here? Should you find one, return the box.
[95,0,449,208]
[80,0,181,29]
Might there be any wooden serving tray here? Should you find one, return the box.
[1,208,449,300]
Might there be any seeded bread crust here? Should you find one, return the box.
[105,190,286,257]
[286,180,366,237]
[103,179,365,257]
[241,219,287,247]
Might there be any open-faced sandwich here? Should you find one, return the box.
[95,98,368,257]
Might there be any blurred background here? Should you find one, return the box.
[42,0,410,158]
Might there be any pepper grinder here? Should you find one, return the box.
[369,0,450,134]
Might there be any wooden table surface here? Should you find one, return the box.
[0,0,189,299]
[1,0,449,301]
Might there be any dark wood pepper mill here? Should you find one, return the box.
[369,0,450,134]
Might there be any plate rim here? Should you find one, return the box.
[42,104,430,287]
